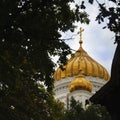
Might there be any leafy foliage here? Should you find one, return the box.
[85,104,112,120]
[63,97,85,120]
[0,83,65,120]
[63,97,111,120]
[0,0,89,119]
[88,0,120,43]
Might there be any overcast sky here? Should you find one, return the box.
[60,0,117,75]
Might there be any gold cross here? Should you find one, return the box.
[77,27,84,47]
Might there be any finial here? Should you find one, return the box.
[77,27,84,47]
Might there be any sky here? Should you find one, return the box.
[59,0,117,75]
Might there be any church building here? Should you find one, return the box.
[53,28,110,108]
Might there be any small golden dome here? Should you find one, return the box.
[69,73,92,92]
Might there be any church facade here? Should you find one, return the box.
[53,28,110,108]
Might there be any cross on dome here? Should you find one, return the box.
[77,27,84,47]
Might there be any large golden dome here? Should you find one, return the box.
[54,28,110,81]
[69,73,92,92]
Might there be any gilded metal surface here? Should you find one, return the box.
[69,74,92,92]
[54,46,110,81]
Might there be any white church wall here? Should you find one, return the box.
[54,76,108,108]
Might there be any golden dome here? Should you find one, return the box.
[54,46,110,81]
[69,73,92,92]
[53,28,110,81]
